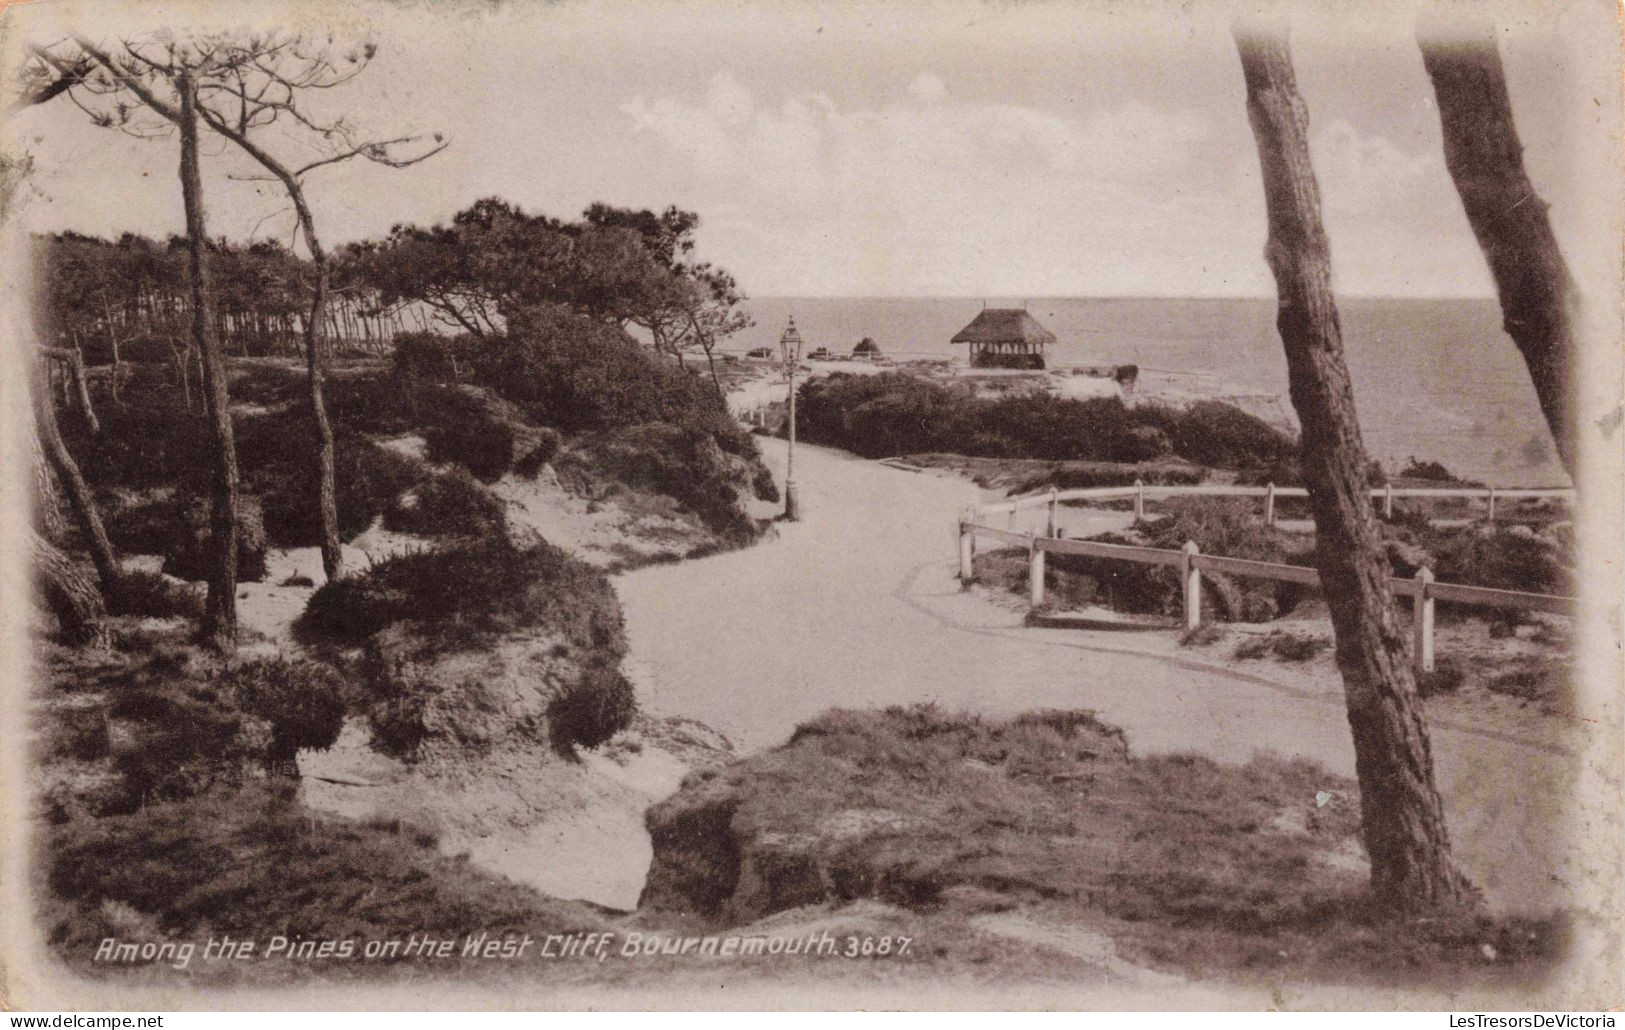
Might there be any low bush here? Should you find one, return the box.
[237,413,428,547]
[559,423,763,541]
[385,467,507,540]
[1417,659,1467,697]
[474,309,754,452]
[1006,462,1207,495]
[1398,458,1458,483]
[513,428,563,478]
[297,537,625,655]
[92,647,354,803]
[108,571,204,621]
[1064,499,1315,622]
[794,372,1295,470]
[101,651,258,805]
[1151,401,1297,471]
[1180,623,1226,647]
[547,664,639,752]
[392,331,476,384]
[1236,631,1328,662]
[419,390,517,482]
[160,493,269,584]
[228,657,347,770]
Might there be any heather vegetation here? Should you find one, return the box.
[794,372,1296,470]
[642,705,1559,981]
[32,169,771,972]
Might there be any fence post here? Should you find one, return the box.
[958,512,975,584]
[1383,483,1394,519]
[1487,486,1497,522]
[1029,538,1047,608]
[1264,482,1276,526]
[1134,478,1146,522]
[1047,487,1059,538]
[1411,566,1435,674]
[1180,540,1202,633]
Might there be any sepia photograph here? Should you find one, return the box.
[0,0,1620,1015]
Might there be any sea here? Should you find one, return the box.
[729,296,1566,487]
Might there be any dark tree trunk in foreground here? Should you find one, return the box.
[32,362,120,596]
[34,532,110,649]
[30,415,107,647]
[180,73,240,652]
[1419,23,1578,478]
[1234,21,1470,913]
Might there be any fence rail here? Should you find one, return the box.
[978,480,1573,524]
[956,480,1576,673]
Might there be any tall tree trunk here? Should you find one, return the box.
[179,73,239,652]
[1418,20,1578,478]
[43,347,99,434]
[32,361,120,595]
[103,295,122,405]
[1234,20,1470,913]
[33,532,110,649]
[294,199,342,581]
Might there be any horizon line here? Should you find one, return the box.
[742,293,1502,302]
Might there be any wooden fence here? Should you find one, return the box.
[957,481,1576,673]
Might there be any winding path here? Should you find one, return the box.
[615,438,1592,916]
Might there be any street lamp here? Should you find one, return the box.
[780,316,804,521]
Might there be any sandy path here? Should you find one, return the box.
[616,437,1592,916]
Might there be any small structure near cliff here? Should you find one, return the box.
[952,308,1056,369]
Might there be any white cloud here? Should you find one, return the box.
[908,72,946,105]
[619,76,1243,294]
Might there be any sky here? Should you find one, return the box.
[3,0,1617,298]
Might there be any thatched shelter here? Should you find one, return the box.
[951,308,1055,369]
[852,337,882,359]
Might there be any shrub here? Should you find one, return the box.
[1067,498,1315,622]
[560,423,762,541]
[108,571,204,621]
[298,538,625,655]
[513,428,563,478]
[793,373,1296,469]
[1158,401,1296,470]
[227,657,347,770]
[1235,631,1327,662]
[392,331,474,384]
[1398,458,1458,483]
[474,309,749,447]
[160,492,269,583]
[104,493,183,556]
[547,664,638,752]
[102,651,257,804]
[1417,659,1467,697]
[236,409,428,547]
[420,390,517,481]
[1180,623,1225,647]
[385,467,508,540]
[1006,462,1206,495]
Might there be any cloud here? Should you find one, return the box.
[908,72,946,105]
[619,75,1243,294]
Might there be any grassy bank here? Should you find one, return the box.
[640,705,1559,985]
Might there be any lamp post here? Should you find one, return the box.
[780,316,804,521]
